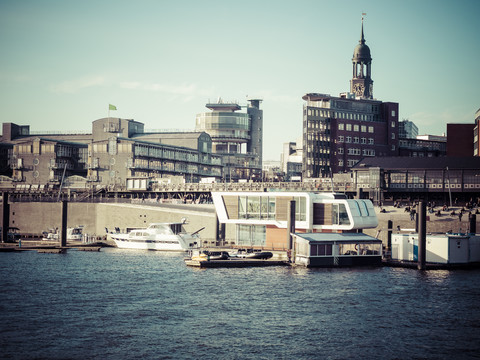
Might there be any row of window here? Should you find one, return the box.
[237,195,307,222]
[338,159,360,167]
[339,123,374,133]
[338,136,374,144]
[338,148,375,156]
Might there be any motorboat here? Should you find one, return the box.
[42,226,84,241]
[111,222,203,251]
[230,248,273,260]
[189,250,230,261]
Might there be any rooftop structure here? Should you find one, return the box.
[196,98,263,181]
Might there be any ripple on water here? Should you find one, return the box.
[1,250,480,359]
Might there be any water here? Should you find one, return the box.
[1,249,480,360]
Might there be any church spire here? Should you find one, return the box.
[350,14,373,99]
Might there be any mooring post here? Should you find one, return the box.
[387,219,393,253]
[286,200,296,262]
[417,201,426,270]
[1,192,9,243]
[469,213,477,234]
[60,200,68,247]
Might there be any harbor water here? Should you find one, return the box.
[1,249,480,359]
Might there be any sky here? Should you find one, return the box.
[0,0,479,161]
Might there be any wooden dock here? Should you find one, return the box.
[184,258,289,268]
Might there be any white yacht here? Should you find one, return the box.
[111,222,202,251]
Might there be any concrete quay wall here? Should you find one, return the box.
[9,202,476,248]
[10,202,227,243]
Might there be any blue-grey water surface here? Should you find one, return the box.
[1,248,480,360]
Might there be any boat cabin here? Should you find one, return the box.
[293,232,383,267]
[212,191,378,250]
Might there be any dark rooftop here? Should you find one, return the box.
[352,156,480,170]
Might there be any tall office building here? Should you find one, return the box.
[195,98,263,181]
[399,119,419,139]
[302,20,399,178]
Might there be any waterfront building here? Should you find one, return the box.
[398,119,418,139]
[398,137,446,157]
[195,98,263,182]
[302,21,399,178]
[0,118,223,189]
[351,156,480,205]
[212,191,378,251]
[281,139,303,181]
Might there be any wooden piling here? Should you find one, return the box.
[1,192,9,243]
[287,200,296,262]
[60,200,67,247]
[387,219,393,252]
[469,214,477,234]
[417,202,426,270]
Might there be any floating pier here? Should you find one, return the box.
[184,258,289,268]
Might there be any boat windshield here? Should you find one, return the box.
[170,223,186,234]
[148,224,173,235]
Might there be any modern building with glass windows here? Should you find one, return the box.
[212,191,378,250]
[302,21,399,178]
[195,98,263,181]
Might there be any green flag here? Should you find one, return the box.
[109,104,117,111]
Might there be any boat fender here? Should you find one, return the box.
[355,244,358,251]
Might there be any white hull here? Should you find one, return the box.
[111,222,200,251]
[112,236,196,251]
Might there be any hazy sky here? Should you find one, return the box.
[1,0,479,160]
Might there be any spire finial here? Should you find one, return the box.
[360,13,367,45]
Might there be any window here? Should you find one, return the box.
[310,244,333,256]
[391,121,395,127]
[338,148,344,154]
[368,126,374,133]
[391,145,396,151]
[353,137,359,143]
[361,137,366,144]
[338,136,344,142]
[346,124,352,131]
[368,138,374,144]
[391,133,395,139]
[361,125,367,132]
[338,123,344,130]
[237,225,266,246]
[338,159,343,166]
[332,203,350,225]
[354,125,359,132]
[391,110,396,117]
[346,136,352,143]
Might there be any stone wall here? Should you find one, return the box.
[9,202,229,243]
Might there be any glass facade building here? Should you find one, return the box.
[196,99,263,181]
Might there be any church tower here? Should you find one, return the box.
[350,18,373,99]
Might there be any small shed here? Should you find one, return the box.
[391,233,480,264]
[293,232,383,267]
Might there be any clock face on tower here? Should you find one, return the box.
[353,83,364,96]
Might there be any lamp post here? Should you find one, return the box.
[446,167,453,208]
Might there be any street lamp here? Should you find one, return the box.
[446,167,452,208]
